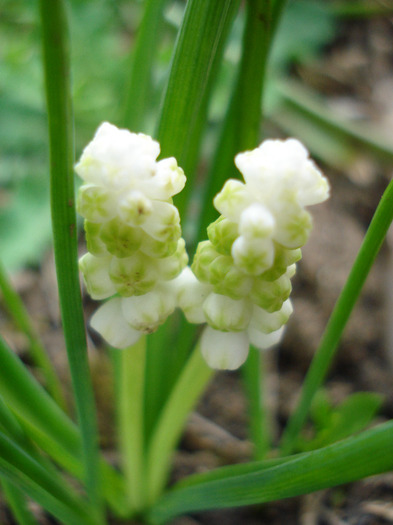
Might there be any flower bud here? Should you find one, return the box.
[207,217,238,255]
[250,272,292,313]
[100,217,143,258]
[239,203,275,240]
[210,257,252,299]
[79,253,115,300]
[231,236,275,275]
[140,157,186,200]
[84,221,108,257]
[90,297,141,349]
[121,285,176,333]
[213,179,251,222]
[77,184,117,223]
[158,238,189,281]
[250,299,293,334]
[141,201,181,243]
[203,293,252,332]
[272,193,312,249]
[248,325,285,350]
[173,267,211,324]
[109,253,158,296]
[118,190,153,226]
[191,241,220,282]
[200,326,249,370]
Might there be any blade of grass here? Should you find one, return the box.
[145,0,240,445]
[0,334,125,516]
[0,260,66,409]
[330,1,393,18]
[275,81,393,164]
[39,0,103,518]
[148,420,393,524]
[1,480,39,525]
[280,176,393,455]
[196,0,274,244]
[0,431,97,525]
[156,0,240,217]
[145,343,213,505]
[122,0,169,132]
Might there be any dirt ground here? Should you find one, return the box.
[1,11,393,525]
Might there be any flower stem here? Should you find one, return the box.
[115,337,147,513]
[145,343,213,505]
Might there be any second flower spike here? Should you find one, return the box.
[179,138,330,370]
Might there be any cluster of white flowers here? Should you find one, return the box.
[77,124,329,369]
[174,139,329,369]
[76,122,188,348]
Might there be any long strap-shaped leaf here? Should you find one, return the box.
[39,0,103,518]
[280,175,393,454]
[1,479,39,525]
[0,335,125,516]
[146,0,240,443]
[0,260,65,409]
[148,420,393,524]
[0,430,96,525]
[122,0,169,131]
[156,0,240,216]
[196,0,273,241]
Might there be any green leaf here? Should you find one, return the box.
[280,176,393,455]
[145,0,240,445]
[148,420,393,524]
[39,0,103,518]
[1,479,39,525]
[0,430,96,525]
[270,81,393,167]
[270,0,336,73]
[0,335,126,517]
[156,0,240,217]
[122,0,169,132]
[299,392,383,451]
[145,344,213,505]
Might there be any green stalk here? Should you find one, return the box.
[115,338,147,513]
[145,343,213,505]
[39,0,103,520]
[0,261,66,409]
[280,177,393,455]
[242,347,270,460]
[122,0,169,132]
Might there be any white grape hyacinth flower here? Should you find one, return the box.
[186,138,329,370]
[77,122,188,349]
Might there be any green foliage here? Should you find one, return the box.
[296,390,384,451]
